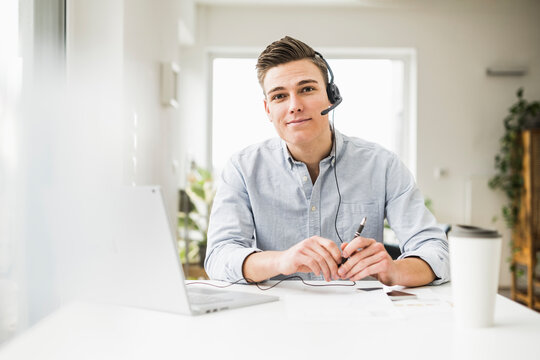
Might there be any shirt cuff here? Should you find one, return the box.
[224,247,261,284]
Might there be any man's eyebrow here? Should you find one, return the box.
[267,79,320,95]
[267,86,285,95]
[297,79,319,86]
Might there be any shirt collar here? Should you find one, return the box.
[281,140,295,170]
[332,128,345,164]
[280,128,345,170]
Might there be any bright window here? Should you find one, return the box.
[212,55,413,175]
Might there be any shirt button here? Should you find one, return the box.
[311,206,316,211]
[303,176,308,182]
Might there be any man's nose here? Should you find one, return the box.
[288,94,303,113]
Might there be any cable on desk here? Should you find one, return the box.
[186,276,356,291]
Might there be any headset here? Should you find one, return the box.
[314,51,343,115]
[313,51,346,245]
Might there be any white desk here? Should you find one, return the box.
[1,281,539,360]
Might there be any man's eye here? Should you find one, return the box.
[271,94,286,101]
[301,86,315,93]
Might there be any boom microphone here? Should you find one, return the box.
[321,97,342,115]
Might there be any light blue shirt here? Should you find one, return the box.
[205,130,450,285]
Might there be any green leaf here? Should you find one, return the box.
[178,214,201,231]
[197,167,212,180]
[490,87,538,244]
[191,183,205,199]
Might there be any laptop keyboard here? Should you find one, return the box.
[187,288,236,305]
[188,293,225,305]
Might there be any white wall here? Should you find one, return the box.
[0,0,25,343]
[63,0,184,312]
[123,0,183,218]
[3,0,186,340]
[66,0,185,224]
[179,0,540,286]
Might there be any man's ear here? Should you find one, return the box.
[263,98,271,119]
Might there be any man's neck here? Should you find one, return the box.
[287,131,333,183]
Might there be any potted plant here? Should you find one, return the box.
[488,88,540,276]
[178,164,216,267]
[488,88,539,228]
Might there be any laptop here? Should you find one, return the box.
[61,186,278,315]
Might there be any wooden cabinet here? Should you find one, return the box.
[511,129,540,310]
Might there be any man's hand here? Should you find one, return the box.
[337,236,437,286]
[243,235,434,285]
[277,236,342,282]
[338,236,398,285]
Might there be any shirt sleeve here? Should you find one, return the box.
[384,155,450,285]
[204,157,261,283]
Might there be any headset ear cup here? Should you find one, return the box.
[327,83,341,104]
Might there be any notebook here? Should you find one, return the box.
[63,186,277,315]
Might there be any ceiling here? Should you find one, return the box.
[195,0,416,7]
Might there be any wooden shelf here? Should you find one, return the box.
[510,130,540,312]
[182,263,208,280]
[514,292,532,306]
[513,252,533,265]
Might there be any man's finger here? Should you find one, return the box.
[350,261,387,282]
[301,253,323,277]
[347,241,383,265]
[304,248,333,281]
[313,236,343,264]
[343,250,387,279]
[339,240,375,277]
[342,236,375,258]
[308,237,341,277]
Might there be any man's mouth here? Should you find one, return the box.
[287,118,311,126]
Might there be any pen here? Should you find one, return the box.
[354,216,367,238]
[340,216,367,266]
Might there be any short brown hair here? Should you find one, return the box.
[256,36,329,94]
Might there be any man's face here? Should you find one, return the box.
[263,59,332,148]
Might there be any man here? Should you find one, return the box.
[205,36,449,287]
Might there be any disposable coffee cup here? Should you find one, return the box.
[449,224,502,328]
